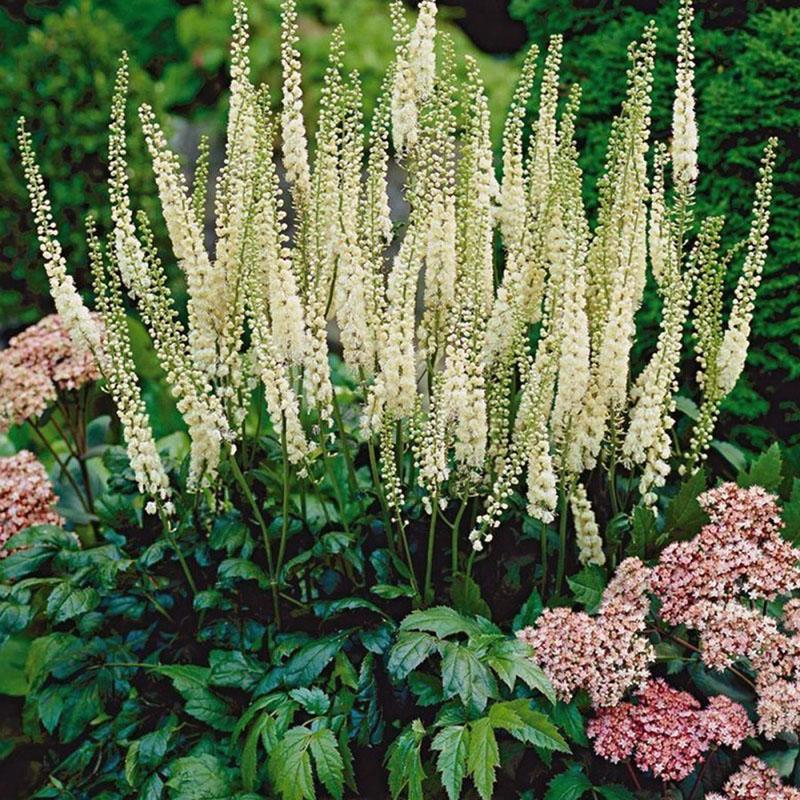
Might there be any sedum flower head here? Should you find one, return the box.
[0,451,63,551]
[588,679,753,782]
[706,757,800,800]
[0,314,102,433]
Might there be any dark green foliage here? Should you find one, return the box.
[510,0,800,449]
[1,390,798,797]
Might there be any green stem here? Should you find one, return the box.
[396,513,421,603]
[450,495,468,577]
[609,458,621,518]
[28,421,91,514]
[423,495,439,605]
[320,422,351,534]
[540,519,549,597]
[466,548,477,583]
[331,387,359,498]
[248,382,265,471]
[367,438,396,555]
[229,452,281,627]
[554,482,570,598]
[276,417,291,578]
[160,514,198,597]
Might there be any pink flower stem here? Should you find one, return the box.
[666,631,757,690]
[688,750,714,800]
[625,761,642,792]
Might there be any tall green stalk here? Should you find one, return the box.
[423,494,439,605]
[449,495,468,577]
[229,450,281,627]
[554,482,570,598]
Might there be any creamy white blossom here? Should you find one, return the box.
[672,0,698,194]
[571,483,605,566]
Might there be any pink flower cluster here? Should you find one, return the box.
[517,558,653,707]
[651,483,800,626]
[651,483,800,739]
[0,313,102,433]
[588,679,754,782]
[706,757,800,800]
[0,450,63,554]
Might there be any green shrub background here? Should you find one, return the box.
[510,0,800,450]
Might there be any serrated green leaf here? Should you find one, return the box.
[486,637,556,704]
[441,641,497,713]
[154,665,235,731]
[46,583,100,623]
[309,728,344,800]
[217,558,269,587]
[371,583,416,599]
[711,440,747,472]
[167,754,235,799]
[282,633,347,688]
[630,505,658,559]
[338,724,357,793]
[760,748,799,778]
[551,701,589,747]
[289,687,330,715]
[399,606,482,639]
[567,566,606,612]
[687,662,754,705]
[125,740,140,787]
[487,702,526,733]
[663,469,708,540]
[138,723,173,769]
[515,658,557,705]
[407,671,443,706]
[387,631,438,682]
[58,682,102,743]
[242,713,268,791]
[497,700,570,752]
[0,635,31,696]
[431,724,469,800]
[270,728,315,800]
[193,590,223,611]
[782,479,800,543]
[140,772,164,800]
[386,720,426,800]
[544,766,592,800]
[738,442,783,490]
[467,717,499,800]
[0,599,32,638]
[209,650,265,690]
[451,575,492,619]
[312,596,384,621]
[512,589,543,630]
[209,512,249,554]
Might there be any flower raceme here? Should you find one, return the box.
[17,0,777,552]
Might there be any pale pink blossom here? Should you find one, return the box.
[651,483,800,625]
[519,558,653,707]
[0,450,63,554]
[707,756,800,800]
[588,679,753,782]
[0,314,102,433]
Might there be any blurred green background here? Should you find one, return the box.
[1,0,797,449]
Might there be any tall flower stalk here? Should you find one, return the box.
[18,0,777,609]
